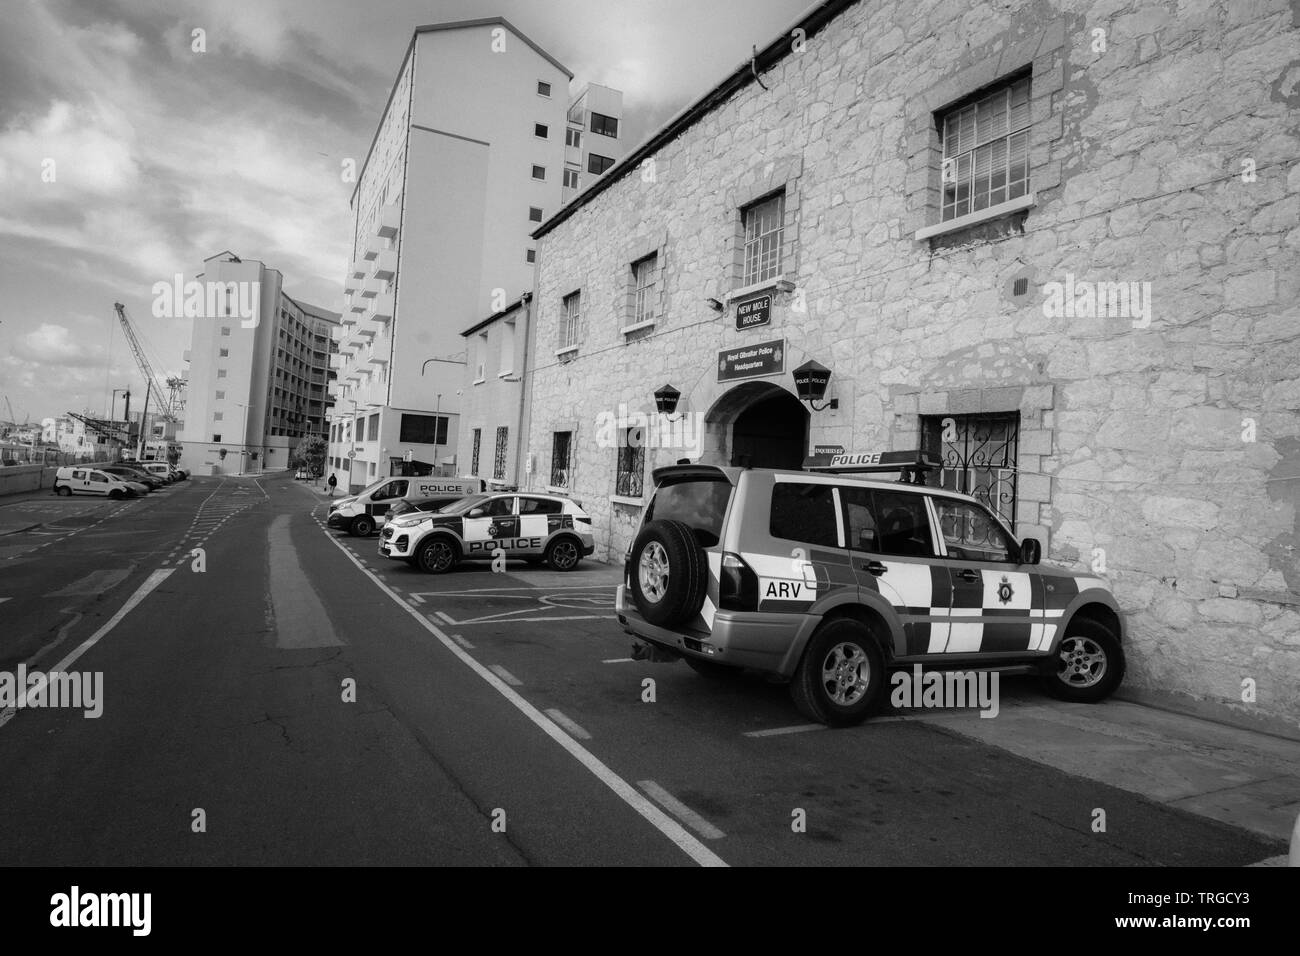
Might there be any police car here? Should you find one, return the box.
[616,450,1125,726]
[379,491,595,573]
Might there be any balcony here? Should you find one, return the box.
[359,277,383,299]
[368,291,394,326]
[349,295,367,314]
[349,258,367,279]
[344,274,360,294]
[372,249,397,281]
[329,352,346,370]
[367,352,388,366]
[354,317,378,341]
[376,202,400,239]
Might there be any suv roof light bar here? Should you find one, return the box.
[802,449,940,485]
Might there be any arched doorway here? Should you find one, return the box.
[704,382,809,470]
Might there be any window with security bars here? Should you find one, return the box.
[551,431,572,487]
[632,254,657,325]
[493,426,509,481]
[470,428,481,475]
[559,291,581,350]
[615,428,644,497]
[940,75,1031,221]
[920,412,1021,531]
[742,193,784,286]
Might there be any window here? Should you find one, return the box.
[213,412,224,421]
[770,482,839,548]
[531,165,546,180]
[590,112,618,137]
[221,326,231,336]
[565,127,582,148]
[212,434,222,442]
[551,431,571,487]
[537,80,551,97]
[645,479,732,548]
[217,369,227,378]
[534,123,549,138]
[526,249,536,264]
[519,496,563,515]
[529,206,543,222]
[587,153,614,175]
[940,74,1031,221]
[367,413,379,442]
[215,390,225,400]
[559,291,581,350]
[632,254,657,325]
[563,168,580,190]
[219,348,229,357]
[471,428,481,475]
[742,192,785,286]
[921,412,1020,529]
[493,427,509,481]
[615,428,644,498]
[932,498,1016,563]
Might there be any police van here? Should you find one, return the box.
[616,450,1125,726]
[327,476,483,537]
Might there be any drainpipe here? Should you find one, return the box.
[513,292,533,491]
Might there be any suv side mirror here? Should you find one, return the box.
[1019,537,1041,565]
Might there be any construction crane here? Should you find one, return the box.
[114,303,176,423]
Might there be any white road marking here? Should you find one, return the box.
[602,657,635,664]
[637,781,726,840]
[407,593,425,605]
[449,633,475,650]
[434,611,456,625]
[317,525,727,868]
[0,569,174,731]
[487,665,523,687]
[743,723,827,738]
[544,708,592,740]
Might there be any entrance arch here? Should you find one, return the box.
[703,381,809,470]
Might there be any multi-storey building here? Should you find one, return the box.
[524,0,1300,730]
[560,83,626,204]
[326,16,623,492]
[180,251,339,475]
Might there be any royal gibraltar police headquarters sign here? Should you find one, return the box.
[718,338,785,382]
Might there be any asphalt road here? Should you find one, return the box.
[0,473,1282,866]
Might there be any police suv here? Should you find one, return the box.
[379,491,595,573]
[616,451,1125,726]
[328,476,482,537]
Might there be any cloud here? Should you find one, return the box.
[13,323,104,367]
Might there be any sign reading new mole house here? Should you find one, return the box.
[718,338,785,382]
[735,293,771,330]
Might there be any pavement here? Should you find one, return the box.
[0,469,1293,866]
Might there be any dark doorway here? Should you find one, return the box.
[730,389,808,469]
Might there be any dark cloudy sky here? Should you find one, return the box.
[0,0,812,423]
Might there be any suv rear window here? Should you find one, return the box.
[647,479,732,547]
[770,482,839,548]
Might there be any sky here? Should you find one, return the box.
[0,0,813,425]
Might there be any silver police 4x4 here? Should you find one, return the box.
[616,451,1125,726]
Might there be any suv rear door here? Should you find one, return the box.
[518,496,564,555]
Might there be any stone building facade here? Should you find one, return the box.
[525,0,1300,729]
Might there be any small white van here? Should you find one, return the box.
[53,467,147,499]
[327,476,483,537]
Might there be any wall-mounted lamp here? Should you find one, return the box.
[792,359,837,412]
[654,383,682,419]
[705,298,724,313]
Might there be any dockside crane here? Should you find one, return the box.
[114,301,181,457]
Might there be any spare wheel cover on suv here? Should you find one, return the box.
[629,519,708,627]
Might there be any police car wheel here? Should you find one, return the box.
[416,536,459,574]
[545,537,581,571]
[629,519,707,627]
[350,516,374,537]
[791,619,885,726]
[1044,619,1124,703]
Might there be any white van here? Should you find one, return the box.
[327,476,483,537]
[53,467,147,499]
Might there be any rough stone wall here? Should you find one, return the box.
[527,0,1300,726]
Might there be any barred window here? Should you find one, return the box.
[471,428,481,475]
[742,193,784,286]
[559,290,581,350]
[493,426,509,481]
[551,431,572,487]
[940,75,1031,221]
[615,428,644,498]
[632,254,657,325]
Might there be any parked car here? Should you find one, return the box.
[135,462,179,483]
[615,451,1125,726]
[53,467,148,499]
[100,465,164,490]
[329,476,483,537]
[381,495,465,526]
[380,491,595,573]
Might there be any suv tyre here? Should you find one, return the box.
[629,519,707,627]
[1043,618,1124,703]
[791,618,886,726]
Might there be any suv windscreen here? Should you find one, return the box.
[647,478,732,548]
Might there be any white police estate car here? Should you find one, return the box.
[616,450,1125,726]
[379,491,595,573]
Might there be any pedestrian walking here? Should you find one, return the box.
[328,473,337,497]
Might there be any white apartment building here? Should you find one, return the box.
[180,252,339,475]
[326,17,624,492]
[561,83,626,204]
